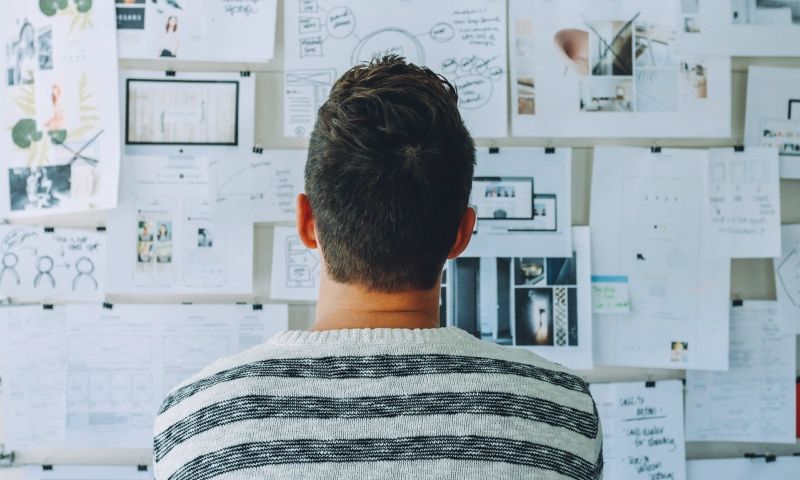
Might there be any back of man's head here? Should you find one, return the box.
[306,55,475,293]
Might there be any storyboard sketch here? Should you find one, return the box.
[446,227,592,370]
[23,465,153,480]
[116,0,277,64]
[509,0,731,138]
[705,147,781,258]
[591,381,687,480]
[0,303,288,450]
[120,70,255,156]
[685,301,797,444]
[106,155,254,295]
[463,148,572,258]
[283,0,508,138]
[0,1,121,218]
[679,0,800,56]
[591,147,730,371]
[270,225,321,301]
[744,66,800,178]
[687,456,800,480]
[209,150,306,223]
[775,224,800,334]
[0,225,105,302]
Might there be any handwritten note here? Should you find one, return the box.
[592,275,631,314]
[706,147,781,258]
[685,301,796,444]
[590,380,686,480]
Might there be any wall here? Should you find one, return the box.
[1,0,799,475]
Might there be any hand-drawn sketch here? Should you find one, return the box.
[116,0,278,63]
[107,155,253,295]
[510,0,731,138]
[679,0,800,56]
[0,225,106,302]
[271,226,321,301]
[125,78,240,145]
[208,150,306,223]
[775,225,800,333]
[284,0,508,138]
[1,1,121,218]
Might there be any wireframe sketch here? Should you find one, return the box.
[511,0,731,138]
[286,235,320,288]
[2,2,121,218]
[126,79,239,145]
[777,249,800,307]
[0,226,105,301]
[284,0,508,137]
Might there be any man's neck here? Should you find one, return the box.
[311,275,441,331]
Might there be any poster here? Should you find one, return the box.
[447,227,593,370]
[0,1,121,218]
[116,0,278,64]
[510,0,731,138]
[283,0,508,138]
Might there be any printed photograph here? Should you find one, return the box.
[8,165,71,211]
[679,59,708,100]
[37,26,53,70]
[137,220,155,263]
[515,288,554,346]
[546,254,577,285]
[671,341,689,362]
[579,77,634,112]
[587,19,634,76]
[155,222,173,263]
[451,258,513,345]
[635,69,679,112]
[514,257,545,286]
[6,21,37,86]
[197,228,213,247]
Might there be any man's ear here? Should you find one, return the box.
[447,207,476,259]
[296,193,318,249]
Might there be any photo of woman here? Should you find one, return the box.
[160,16,180,57]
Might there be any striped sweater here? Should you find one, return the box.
[153,327,603,480]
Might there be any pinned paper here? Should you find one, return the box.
[591,275,631,314]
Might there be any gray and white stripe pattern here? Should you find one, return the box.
[154,327,603,480]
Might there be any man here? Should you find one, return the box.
[154,55,602,480]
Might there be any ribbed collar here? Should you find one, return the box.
[268,326,475,346]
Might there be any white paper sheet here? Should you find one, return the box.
[688,456,800,480]
[117,0,277,64]
[463,148,572,258]
[24,465,153,480]
[590,380,686,480]
[283,0,508,138]
[1,303,287,449]
[705,147,781,258]
[106,155,254,295]
[679,0,800,57]
[0,305,67,450]
[0,1,121,218]
[685,301,796,444]
[744,66,800,179]
[270,226,321,301]
[591,147,730,370]
[0,225,106,302]
[448,227,593,369]
[209,150,306,223]
[775,224,800,334]
[509,0,731,138]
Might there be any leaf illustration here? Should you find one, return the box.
[12,119,43,148]
[74,0,92,14]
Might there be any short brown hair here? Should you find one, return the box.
[305,55,475,292]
